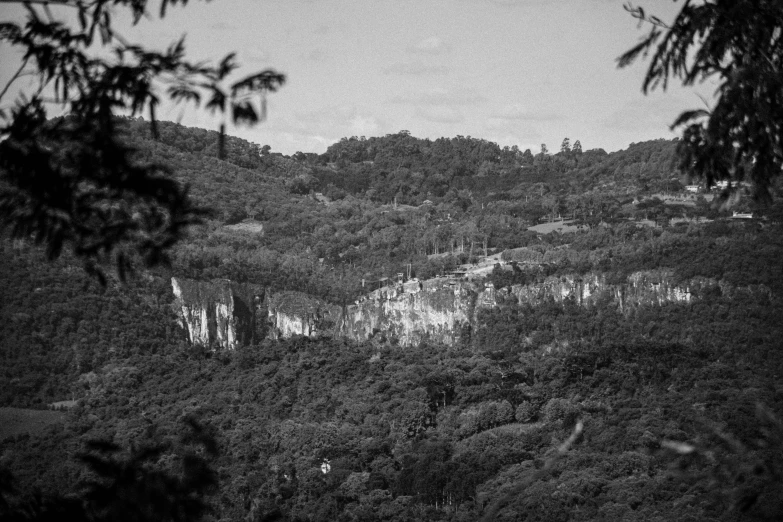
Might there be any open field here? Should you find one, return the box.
[528,219,585,234]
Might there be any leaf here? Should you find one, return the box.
[617,31,660,69]
[231,100,258,126]
[217,52,237,80]
[671,109,710,129]
[205,87,226,113]
[168,85,201,105]
[231,69,286,97]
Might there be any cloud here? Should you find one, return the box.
[302,48,329,62]
[407,36,450,55]
[452,0,528,7]
[415,106,465,124]
[491,104,562,122]
[290,106,354,131]
[601,95,686,132]
[383,62,449,76]
[486,131,542,150]
[349,115,381,136]
[231,127,335,155]
[389,87,485,106]
[243,50,271,64]
[209,22,236,31]
[483,119,543,141]
[275,105,387,142]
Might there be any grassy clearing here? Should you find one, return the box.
[528,220,584,234]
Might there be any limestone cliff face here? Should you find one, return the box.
[171,278,265,349]
[336,269,731,347]
[615,270,712,311]
[338,279,479,346]
[501,270,716,311]
[173,270,761,349]
[266,291,341,340]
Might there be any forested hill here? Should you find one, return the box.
[2,119,783,522]
[122,118,681,207]
[315,132,679,203]
[111,118,778,304]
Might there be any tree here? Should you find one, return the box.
[540,143,548,156]
[560,137,571,154]
[0,0,285,280]
[0,417,219,522]
[573,140,582,154]
[619,0,783,200]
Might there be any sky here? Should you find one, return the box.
[0,0,717,155]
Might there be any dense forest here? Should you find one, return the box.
[2,119,783,521]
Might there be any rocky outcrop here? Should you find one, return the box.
[334,269,724,346]
[171,279,338,348]
[171,278,265,349]
[500,270,715,311]
[267,291,341,340]
[338,278,480,346]
[173,270,763,349]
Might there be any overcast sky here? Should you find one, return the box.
[1,0,716,155]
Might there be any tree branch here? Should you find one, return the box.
[0,0,80,6]
[0,57,29,104]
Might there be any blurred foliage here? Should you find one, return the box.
[620,0,783,200]
[0,0,284,279]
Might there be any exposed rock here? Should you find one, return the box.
[171,278,265,349]
[267,291,341,340]
[338,278,479,346]
[335,270,732,346]
[172,270,763,349]
[503,270,711,310]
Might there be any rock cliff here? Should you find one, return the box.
[172,269,761,349]
[338,278,480,346]
[500,269,718,311]
[334,269,721,346]
[266,291,341,340]
[171,278,265,349]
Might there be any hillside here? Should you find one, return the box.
[1,120,783,521]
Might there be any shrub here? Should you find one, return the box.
[542,398,579,424]
[515,401,537,423]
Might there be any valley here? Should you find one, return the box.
[1,121,782,521]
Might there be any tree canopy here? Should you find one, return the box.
[619,0,783,200]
